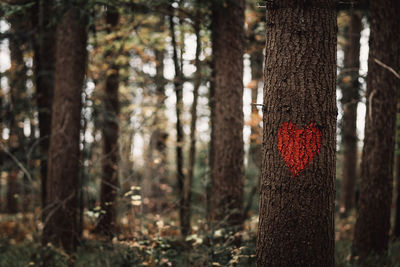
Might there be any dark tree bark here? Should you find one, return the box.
[182,7,201,236]
[394,101,400,239]
[353,0,400,262]
[256,1,337,266]
[338,11,362,217]
[168,8,186,235]
[95,7,120,237]
[6,21,28,214]
[209,0,245,229]
[42,3,87,253]
[0,71,2,212]
[33,0,56,217]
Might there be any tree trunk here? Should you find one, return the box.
[394,102,400,239]
[256,1,337,266]
[95,7,120,237]
[42,4,87,253]
[141,18,168,214]
[243,51,263,220]
[182,9,201,236]
[168,8,186,235]
[0,71,2,212]
[33,0,55,217]
[248,51,263,170]
[338,11,362,218]
[6,21,28,214]
[209,0,245,230]
[353,0,400,262]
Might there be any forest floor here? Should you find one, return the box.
[0,212,399,267]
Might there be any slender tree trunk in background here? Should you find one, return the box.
[249,51,263,170]
[152,47,168,213]
[141,18,168,213]
[243,51,263,219]
[209,0,245,230]
[182,10,201,236]
[33,0,55,218]
[169,9,186,235]
[353,0,400,263]
[0,74,2,212]
[42,4,87,252]
[6,22,28,214]
[256,1,337,266]
[394,102,400,239]
[78,91,89,236]
[338,11,362,218]
[95,7,120,237]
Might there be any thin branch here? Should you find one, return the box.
[374,58,400,79]
[0,143,32,182]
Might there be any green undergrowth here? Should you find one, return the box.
[1,236,400,266]
[0,233,257,267]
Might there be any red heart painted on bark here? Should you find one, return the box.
[277,121,322,177]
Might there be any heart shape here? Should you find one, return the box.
[277,122,322,177]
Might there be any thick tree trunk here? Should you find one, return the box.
[33,0,55,216]
[338,11,362,217]
[42,5,87,253]
[95,7,120,237]
[182,11,201,236]
[168,9,186,234]
[6,22,28,214]
[209,0,245,229]
[256,1,337,266]
[353,0,400,262]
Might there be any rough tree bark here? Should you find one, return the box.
[209,0,245,229]
[33,0,56,216]
[338,11,362,217]
[353,0,400,262]
[95,6,120,237]
[256,1,337,266]
[394,101,400,239]
[42,3,87,252]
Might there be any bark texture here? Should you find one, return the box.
[95,7,120,237]
[210,0,245,229]
[395,102,400,239]
[33,0,55,216]
[338,11,362,217]
[256,1,337,266]
[42,4,87,252]
[353,0,400,262]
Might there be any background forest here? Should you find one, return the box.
[0,0,399,266]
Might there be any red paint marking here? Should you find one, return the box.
[277,121,322,177]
